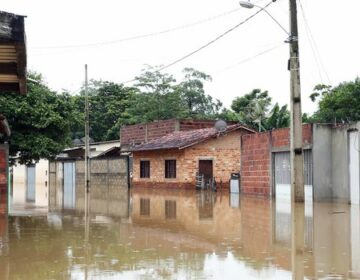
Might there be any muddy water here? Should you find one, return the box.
[1,188,359,279]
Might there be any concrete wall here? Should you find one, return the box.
[312,125,333,200]
[313,123,360,202]
[49,157,129,216]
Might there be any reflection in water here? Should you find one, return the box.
[0,188,359,279]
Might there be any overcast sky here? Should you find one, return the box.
[2,0,360,114]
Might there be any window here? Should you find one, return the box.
[165,160,176,178]
[140,160,150,178]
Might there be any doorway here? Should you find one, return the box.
[199,160,213,186]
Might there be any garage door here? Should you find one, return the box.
[274,150,313,201]
[274,150,313,247]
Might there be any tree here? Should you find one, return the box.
[265,103,290,130]
[231,89,272,131]
[73,80,136,142]
[129,65,181,122]
[310,78,360,123]
[0,72,77,164]
[175,68,222,119]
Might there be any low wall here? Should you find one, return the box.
[49,157,129,215]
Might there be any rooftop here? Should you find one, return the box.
[129,124,255,152]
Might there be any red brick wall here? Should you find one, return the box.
[241,124,313,196]
[147,119,178,142]
[179,120,218,131]
[271,124,313,148]
[241,132,271,195]
[121,123,147,145]
[0,147,8,214]
[121,119,222,145]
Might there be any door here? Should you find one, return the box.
[26,165,36,202]
[63,162,76,209]
[199,160,213,185]
[349,131,360,204]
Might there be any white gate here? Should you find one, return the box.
[26,165,35,202]
[63,162,76,209]
[349,131,360,204]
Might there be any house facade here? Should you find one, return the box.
[130,124,255,189]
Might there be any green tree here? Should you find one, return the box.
[129,65,181,122]
[265,103,290,129]
[0,72,77,164]
[231,89,272,131]
[310,78,360,123]
[175,68,222,119]
[74,80,136,142]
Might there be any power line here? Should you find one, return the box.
[298,0,331,84]
[122,0,275,84]
[216,42,284,73]
[32,7,242,50]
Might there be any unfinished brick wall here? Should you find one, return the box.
[132,130,246,189]
[271,124,313,148]
[241,132,271,195]
[241,124,313,196]
[0,147,8,214]
[121,119,220,145]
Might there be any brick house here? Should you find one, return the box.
[129,124,255,189]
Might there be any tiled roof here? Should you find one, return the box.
[129,124,255,152]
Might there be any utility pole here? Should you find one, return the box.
[84,64,90,214]
[289,2,305,279]
[289,0,304,202]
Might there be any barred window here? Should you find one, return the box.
[165,160,176,178]
[140,160,150,178]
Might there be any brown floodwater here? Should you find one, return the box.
[1,188,359,279]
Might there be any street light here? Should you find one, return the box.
[239,0,304,203]
[239,1,289,36]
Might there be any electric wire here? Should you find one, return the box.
[32,7,243,50]
[121,0,275,84]
[298,0,331,84]
[216,42,284,73]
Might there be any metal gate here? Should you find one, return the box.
[274,150,313,194]
[63,162,75,209]
[26,165,36,202]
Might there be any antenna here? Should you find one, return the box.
[214,120,227,133]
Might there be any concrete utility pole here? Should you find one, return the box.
[289,0,304,203]
[84,64,90,214]
[289,2,305,279]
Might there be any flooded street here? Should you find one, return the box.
[0,188,359,279]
